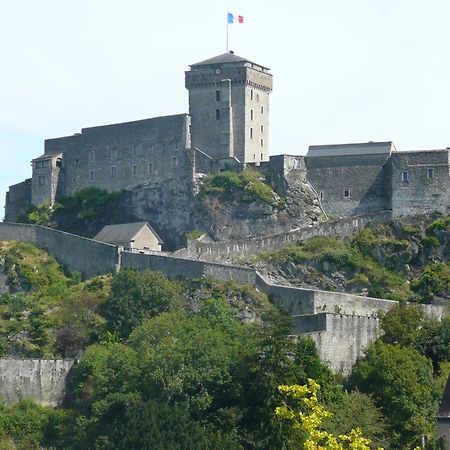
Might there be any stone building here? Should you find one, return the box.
[4,51,450,223]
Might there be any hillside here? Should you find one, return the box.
[252,214,450,304]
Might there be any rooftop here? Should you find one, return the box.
[94,222,163,246]
[307,141,395,158]
[190,51,270,71]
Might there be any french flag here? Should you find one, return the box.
[228,12,244,24]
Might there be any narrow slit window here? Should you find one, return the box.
[215,109,220,120]
[260,106,264,114]
[89,170,95,181]
[260,125,264,133]
[250,89,253,100]
[401,171,409,183]
[172,157,178,167]
[250,128,253,139]
[132,165,137,176]
[250,109,253,120]
[260,139,264,147]
[149,163,153,174]
[111,166,117,177]
[344,189,350,198]
[216,90,220,102]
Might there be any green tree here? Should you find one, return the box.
[349,341,440,449]
[102,269,180,339]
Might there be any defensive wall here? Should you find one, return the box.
[0,359,75,407]
[177,210,393,263]
[0,221,447,400]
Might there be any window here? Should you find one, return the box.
[215,109,220,120]
[260,139,264,147]
[189,125,192,134]
[261,106,264,114]
[260,125,264,133]
[401,171,409,183]
[253,154,256,160]
[132,165,137,176]
[111,166,117,177]
[35,160,49,169]
[216,90,220,102]
[90,150,95,161]
[38,175,46,185]
[320,191,324,200]
[172,157,178,168]
[250,109,253,120]
[149,163,153,174]
[260,153,263,160]
[256,94,260,102]
[344,190,350,198]
[427,168,434,179]
[89,170,95,181]
[75,159,79,166]
[250,89,253,100]
[250,128,253,139]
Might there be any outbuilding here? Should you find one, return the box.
[94,222,163,253]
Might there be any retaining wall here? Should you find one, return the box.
[178,211,392,263]
[0,359,75,406]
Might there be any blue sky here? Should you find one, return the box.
[1,0,450,217]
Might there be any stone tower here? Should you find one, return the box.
[185,52,273,163]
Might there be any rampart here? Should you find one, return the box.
[0,359,75,406]
[0,223,119,279]
[177,211,393,263]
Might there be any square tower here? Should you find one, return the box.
[185,52,273,163]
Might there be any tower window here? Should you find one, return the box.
[149,163,153,174]
[111,166,117,177]
[320,191,324,200]
[188,125,192,134]
[250,128,253,139]
[401,171,409,183]
[132,165,137,176]
[260,106,264,114]
[89,170,95,181]
[216,90,220,102]
[427,168,434,179]
[90,150,95,162]
[250,89,253,100]
[256,94,260,102]
[172,157,178,168]
[215,109,220,120]
[260,125,264,133]
[250,109,253,120]
[260,153,263,160]
[260,139,264,147]
[38,175,46,186]
[344,189,350,198]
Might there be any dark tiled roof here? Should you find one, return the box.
[438,374,450,418]
[190,52,270,70]
[94,222,163,245]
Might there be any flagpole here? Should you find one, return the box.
[226,12,229,52]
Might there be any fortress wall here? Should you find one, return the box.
[41,114,192,202]
[35,227,119,279]
[0,359,75,406]
[390,150,450,217]
[0,223,37,242]
[305,154,391,218]
[304,314,380,375]
[4,180,32,223]
[181,211,392,263]
[121,252,256,284]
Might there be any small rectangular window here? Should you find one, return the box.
[216,90,220,102]
[260,153,263,160]
[90,150,95,161]
[215,109,220,120]
[250,89,253,100]
[260,139,264,147]
[401,171,408,183]
[344,190,350,198]
[253,154,256,160]
[261,106,264,114]
[89,170,95,181]
[149,163,153,174]
[111,166,117,177]
[132,165,137,176]
[189,125,192,134]
[427,168,434,179]
[38,175,46,185]
[250,109,253,120]
[260,125,264,133]
[172,157,178,168]
[250,128,253,139]
[320,192,324,200]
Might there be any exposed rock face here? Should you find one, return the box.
[121,170,322,250]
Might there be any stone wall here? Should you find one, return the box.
[178,211,393,263]
[4,180,31,223]
[390,150,450,217]
[0,359,75,406]
[121,252,257,285]
[0,223,119,279]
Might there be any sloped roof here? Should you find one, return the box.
[307,142,394,158]
[190,52,270,70]
[438,374,450,418]
[94,222,163,245]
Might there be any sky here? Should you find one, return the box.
[1,0,450,217]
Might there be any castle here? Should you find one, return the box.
[5,51,450,224]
